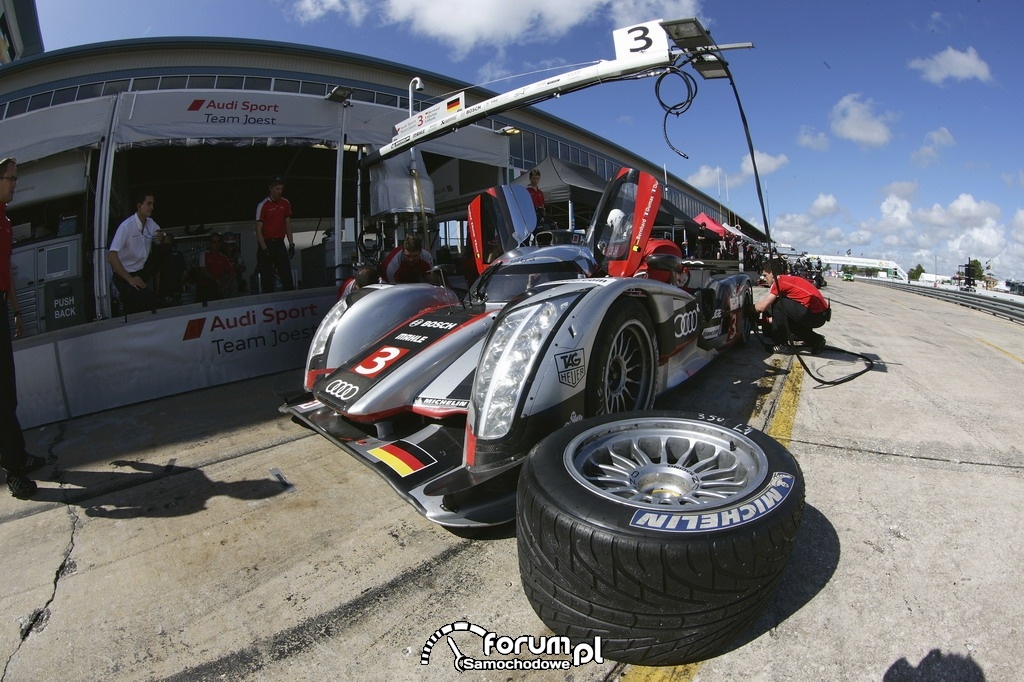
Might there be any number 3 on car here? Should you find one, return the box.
[353,346,408,377]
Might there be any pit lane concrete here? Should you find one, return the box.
[2,280,1021,681]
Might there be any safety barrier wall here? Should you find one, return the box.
[14,288,336,429]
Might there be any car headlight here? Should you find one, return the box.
[305,299,350,390]
[473,293,578,439]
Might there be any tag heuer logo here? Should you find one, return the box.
[555,350,585,387]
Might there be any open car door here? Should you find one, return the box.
[466,184,538,276]
[589,168,663,278]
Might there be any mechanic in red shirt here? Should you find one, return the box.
[526,168,545,227]
[255,177,295,293]
[755,257,830,354]
[197,233,235,300]
[382,234,434,284]
[0,157,45,499]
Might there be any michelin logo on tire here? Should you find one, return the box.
[629,472,796,532]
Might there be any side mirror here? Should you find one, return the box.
[645,253,684,273]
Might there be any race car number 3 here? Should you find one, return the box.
[354,346,409,377]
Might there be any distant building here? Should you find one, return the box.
[0,0,44,63]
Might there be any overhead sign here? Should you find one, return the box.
[114,90,345,144]
[395,93,466,138]
[362,19,672,167]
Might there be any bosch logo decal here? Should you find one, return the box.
[408,319,459,330]
[324,379,360,401]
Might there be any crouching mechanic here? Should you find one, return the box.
[754,257,830,354]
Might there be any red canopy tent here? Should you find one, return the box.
[692,212,728,238]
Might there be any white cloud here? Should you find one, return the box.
[739,150,788,177]
[877,195,914,233]
[846,230,873,247]
[946,193,1000,223]
[685,164,722,190]
[829,94,893,147]
[908,46,992,86]
[796,125,828,151]
[288,0,704,56]
[291,0,370,23]
[882,180,918,199]
[1002,170,1024,189]
[911,126,955,168]
[924,12,948,34]
[768,187,1024,280]
[809,193,840,218]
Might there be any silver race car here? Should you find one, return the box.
[283,167,756,528]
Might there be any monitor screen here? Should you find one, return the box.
[46,244,71,277]
[57,216,78,236]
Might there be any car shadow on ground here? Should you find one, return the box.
[30,459,287,518]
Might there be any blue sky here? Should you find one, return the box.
[35,0,1024,281]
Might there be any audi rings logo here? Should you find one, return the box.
[674,309,699,338]
[324,379,360,401]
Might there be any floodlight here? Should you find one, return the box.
[691,53,731,80]
[324,86,353,103]
[661,18,714,51]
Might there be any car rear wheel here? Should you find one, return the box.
[585,298,657,416]
[517,411,805,666]
[738,292,755,345]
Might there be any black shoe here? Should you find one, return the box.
[810,337,827,355]
[22,454,47,473]
[7,475,38,499]
[770,344,795,354]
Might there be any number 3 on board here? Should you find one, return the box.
[612,20,670,61]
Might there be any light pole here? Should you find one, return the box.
[325,85,353,279]
[408,76,423,166]
[660,19,767,246]
[493,125,521,184]
[407,77,426,243]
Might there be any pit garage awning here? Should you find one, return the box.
[0,97,116,163]
[110,91,507,166]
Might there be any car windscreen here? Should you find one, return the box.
[472,261,585,302]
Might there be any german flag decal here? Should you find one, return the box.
[368,441,437,477]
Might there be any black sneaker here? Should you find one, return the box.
[810,337,827,355]
[22,454,47,473]
[7,475,38,500]
[770,344,795,354]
